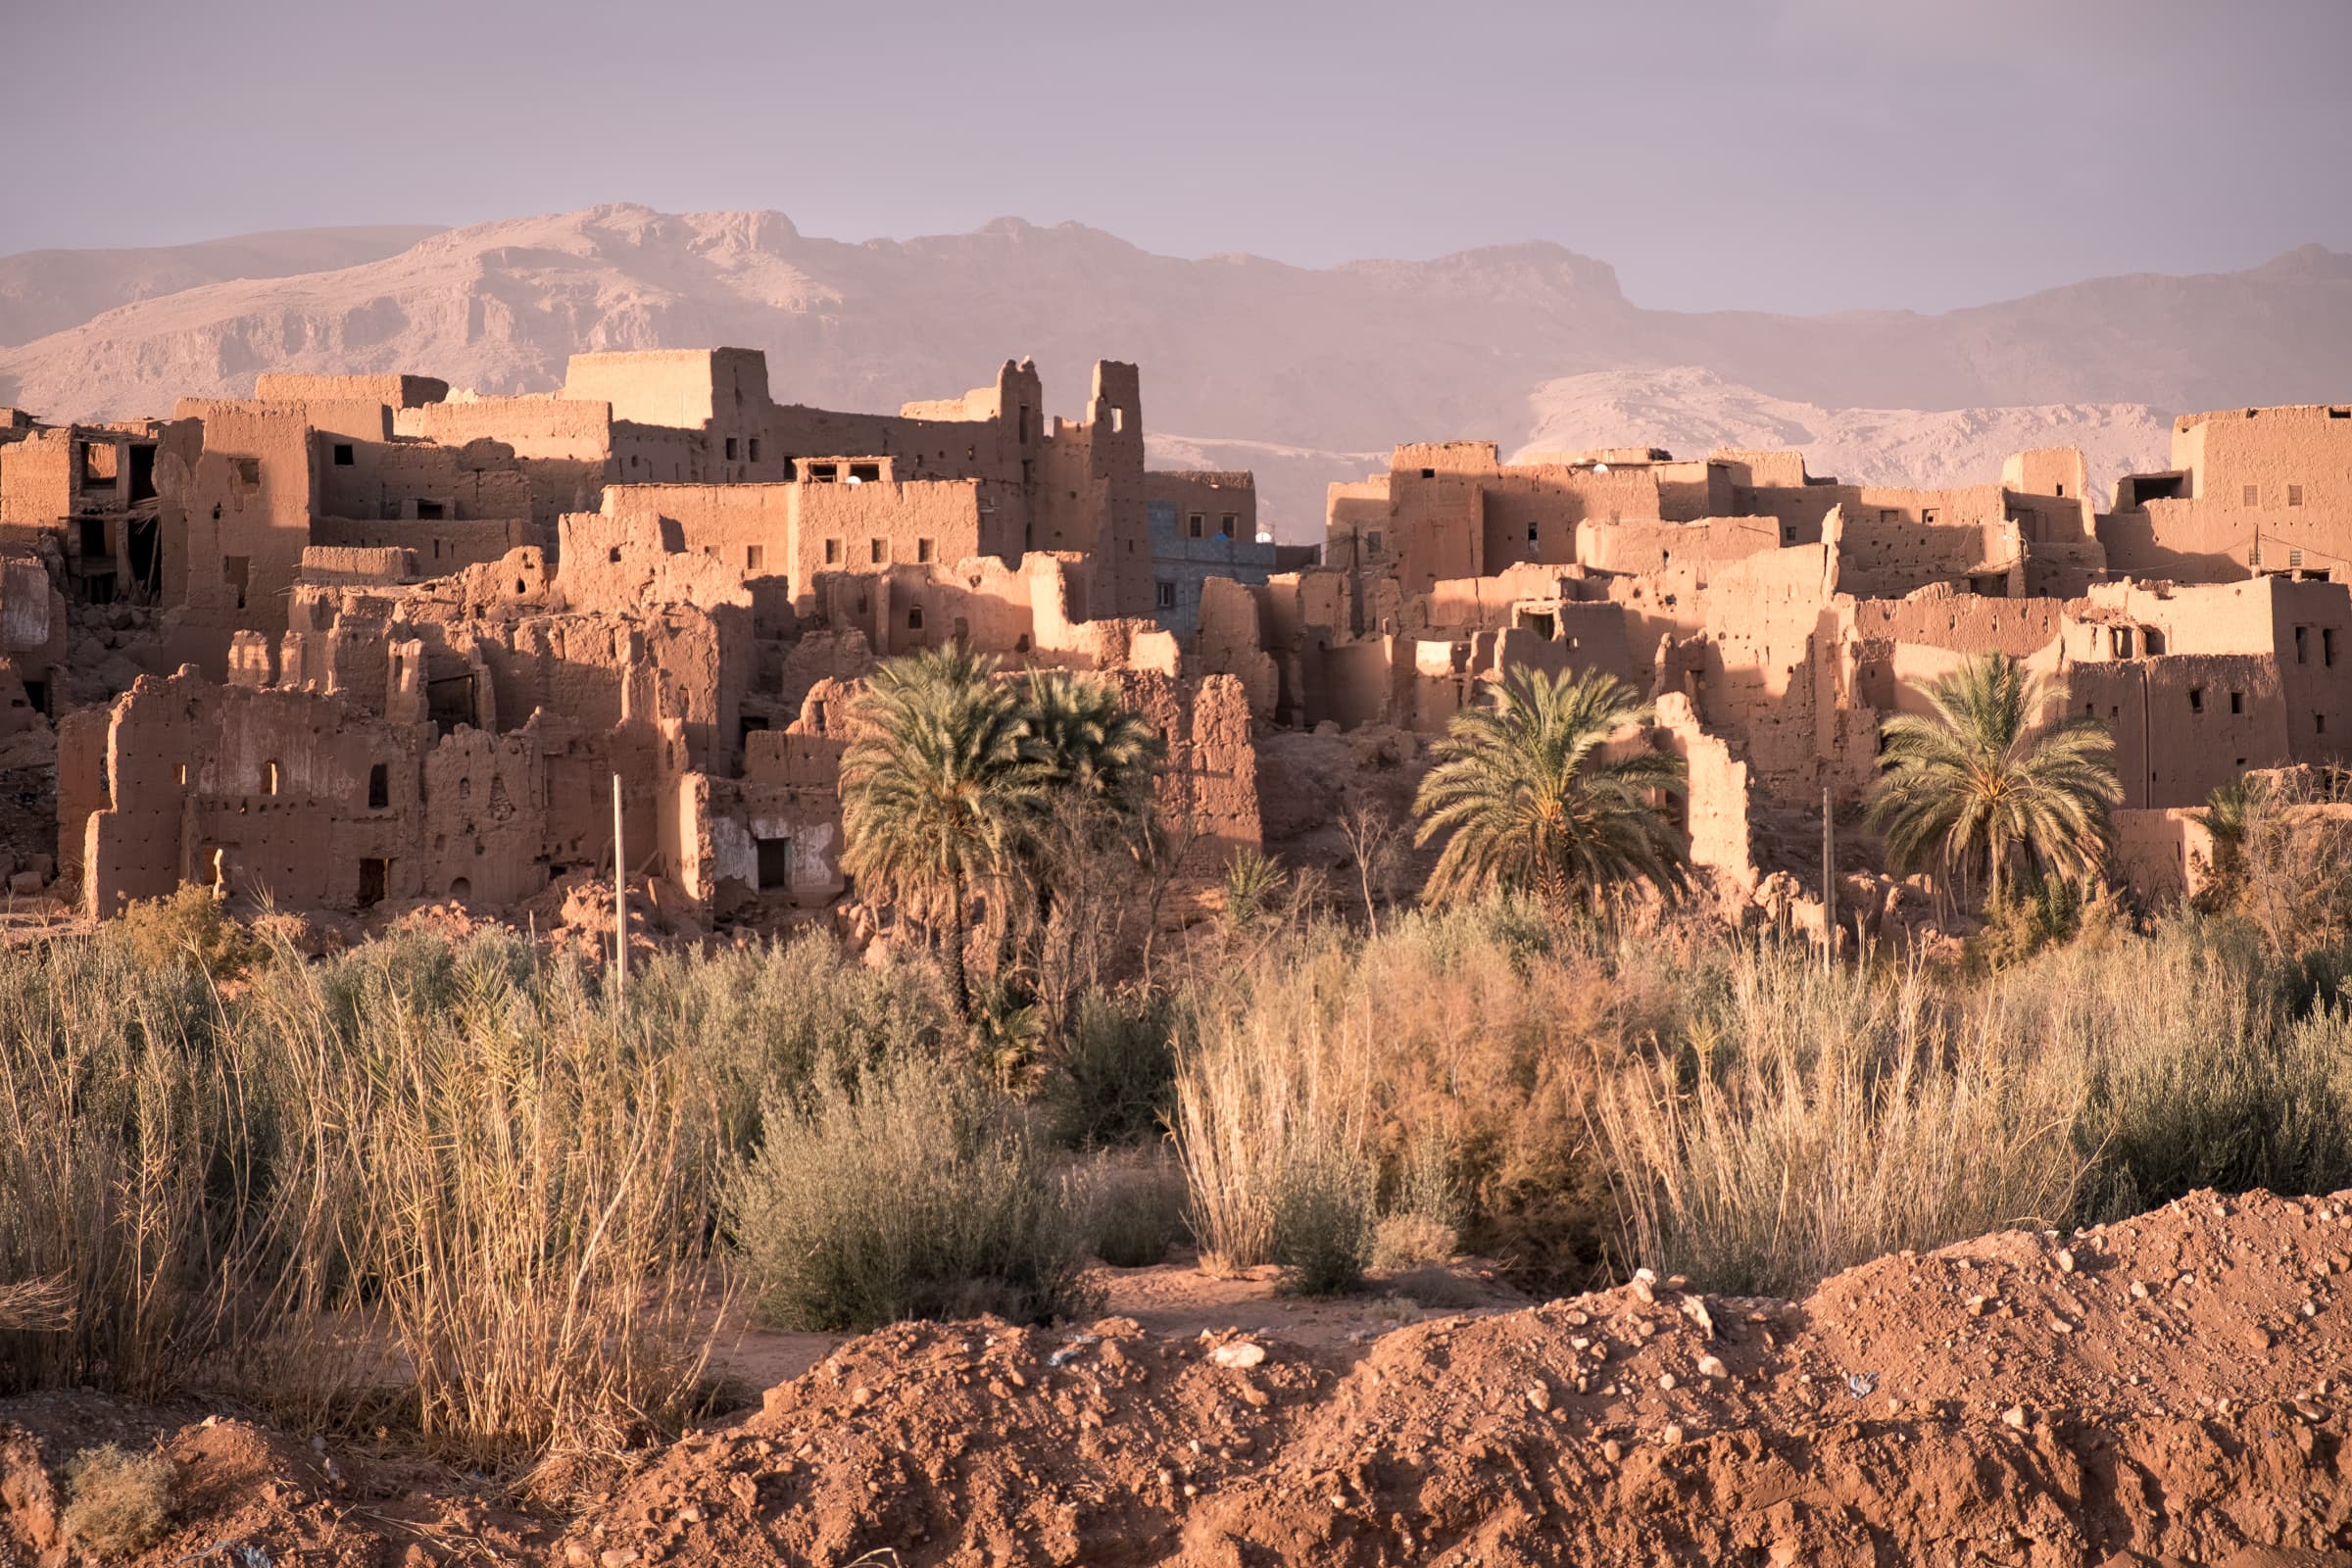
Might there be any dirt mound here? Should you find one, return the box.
[574,1190,2352,1567]
[3,1192,2348,1566]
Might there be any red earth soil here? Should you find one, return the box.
[5,1189,2351,1567]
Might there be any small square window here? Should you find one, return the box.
[746,545,764,572]
[823,538,841,565]
[869,538,888,564]
[332,443,354,466]
[916,537,935,564]
[1419,467,1436,479]
[1922,507,1940,525]
[851,463,882,483]
[2244,484,2260,506]
[2289,484,2306,507]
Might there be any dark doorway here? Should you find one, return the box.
[127,517,160,597]
[427,673,475,734]
[128,444,158,504]
[357,858,387,907]
[756,835,792,892]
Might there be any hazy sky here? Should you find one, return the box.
[4,0,2347,315]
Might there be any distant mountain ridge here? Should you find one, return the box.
[0,223,447,349]
[1,205,2343,538]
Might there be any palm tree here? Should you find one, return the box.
[1864,653,2121,910]
[839,645,1044,1012]
[1017,668,1165,837]
[2192,773,2271,905]
[1412,666,1689,912]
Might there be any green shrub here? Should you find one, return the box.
[1046,991,1178,1147]
[728,1054,1097,1332]
[1065,1149,1189,1267]
[1269,1134,1379,1295]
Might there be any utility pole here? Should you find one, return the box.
[612,772,627,1007]
[1821,784,1837,969]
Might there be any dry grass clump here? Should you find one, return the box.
[1596,945,2090,1297]
[1172,902,1651,1293]
[235,932,719,1489]
[0,932,260,1398]
[61,1444,176,1556]
[727,1053,1098,1332]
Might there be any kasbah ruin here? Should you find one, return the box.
[0,349,2346,942]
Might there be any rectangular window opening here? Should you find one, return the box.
[724,437,740,461]
[368,762,389,810]
[1155,580,1177,611]
[2230,690,2244,714]
[746,545,765,573]
[331,442,355,466]
[2189,687,2205,713]
[916,537,935,564]
[823,538,841,565]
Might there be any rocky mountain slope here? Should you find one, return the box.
[3,206,2343,538]
[1517,367,2177,504]
[0,223,445,349]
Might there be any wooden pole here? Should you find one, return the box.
[612,772,627,1006]
[1822,784,1836,969]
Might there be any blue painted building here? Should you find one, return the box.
[1146,469,1285,633]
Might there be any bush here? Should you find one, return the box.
[1045,991,1177,1148]
[728,1054,1098,1332]
[1171,900,1646,1293]
[2018,926,2352,1215]
[118,885,260,984]
[632,930,952,1164]
[62,1445,176,1556]
[1268,1134,1378,1294]
[1065,1148,1189,1267]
